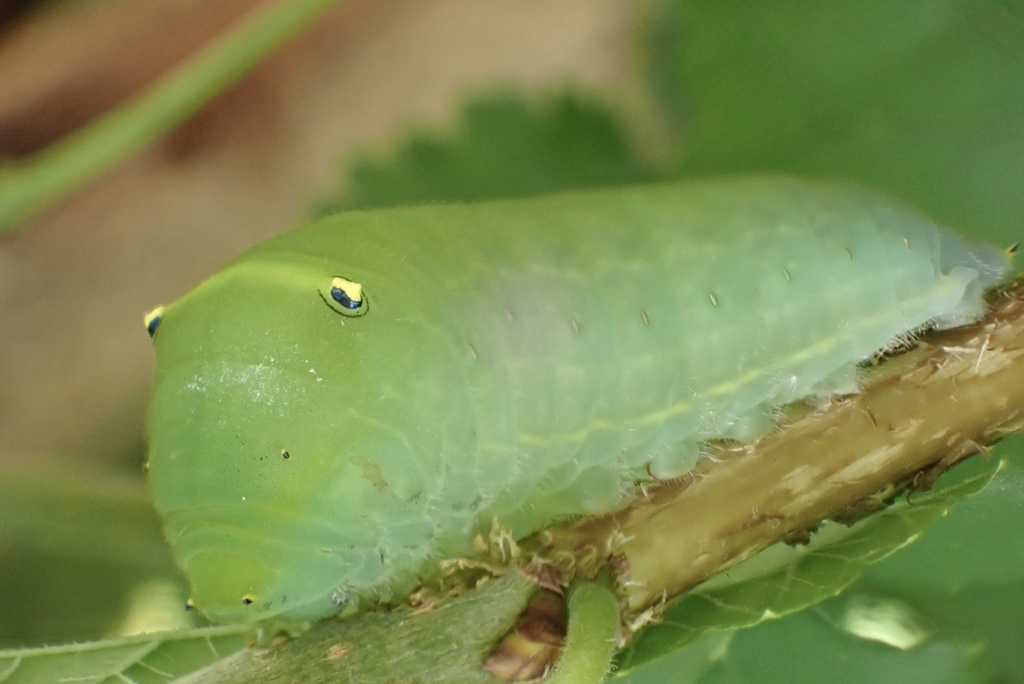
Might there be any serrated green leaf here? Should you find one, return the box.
[316,92,655,214]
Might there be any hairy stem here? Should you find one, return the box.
[535,279,1024,621]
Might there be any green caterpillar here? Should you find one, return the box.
[144,176,1008,623]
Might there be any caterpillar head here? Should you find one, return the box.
[145,256,474,622]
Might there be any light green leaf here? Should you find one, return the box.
[0,626,251,684]
[0,574,536,684]
[614,455,1003,675]
[0,466,189,646]
[678,608,984,684]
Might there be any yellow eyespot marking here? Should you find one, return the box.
[1007,242,1019,256]
[242,595,255,605]
[319,275,368,317]
[332,277,362,304]
[144,306,165,338]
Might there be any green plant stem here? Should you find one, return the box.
[546,579,620,684]
[0,0,344,234]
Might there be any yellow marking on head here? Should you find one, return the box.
[332,277,363,302]
[144,306,164,328]
[144,306,165,337]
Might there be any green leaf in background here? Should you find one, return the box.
[658,609,986,684]
[843,442,1024,683]
[315,92,657,213]
[0,626,251,684]
[0,574,537,684]
[613,455,1003,678]
[5,1,1024,681]
[650,0,1024,248]
[307,3,1024,673]
[629,1,1024,679]
[616,444,1024,684]
[0,467,192,647]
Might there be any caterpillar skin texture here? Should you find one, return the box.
[146,177,1007,623]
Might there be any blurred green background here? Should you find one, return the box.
[1,1,1022,682]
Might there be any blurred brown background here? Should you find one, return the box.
[0,0,646,476]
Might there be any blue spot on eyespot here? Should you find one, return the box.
[144,306,164,338]
[331,286,361,310]
[320,277,367,318]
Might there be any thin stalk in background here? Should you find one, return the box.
[0,0,344,234]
